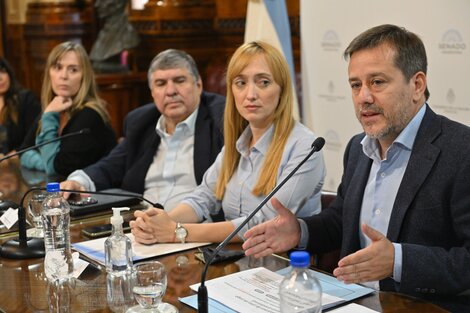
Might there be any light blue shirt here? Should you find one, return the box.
[143,108,198,210]
[359,104,426,288]
[182,121,326,240]
[298,104,426,289]
[67,108,199,212]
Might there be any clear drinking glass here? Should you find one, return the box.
[126,261,178,313]
[28,191,47,237]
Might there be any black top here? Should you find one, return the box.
[54,107,117,177]
[3,90,41,152]
[22,107,117,178]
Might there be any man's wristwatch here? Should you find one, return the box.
[175,222,188,244]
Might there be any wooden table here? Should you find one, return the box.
[0,165,449,312]
[0,219,448,313]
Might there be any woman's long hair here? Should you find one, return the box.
[41,41,110,123]
[0,58,22,124]
[215,41,295,199]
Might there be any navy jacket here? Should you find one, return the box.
[84,91,225,194]
[303,106,470,312]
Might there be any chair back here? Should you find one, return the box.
[316,191,341,273]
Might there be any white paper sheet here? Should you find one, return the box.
[191,267,343,313]
[72,233,210,266]
[329,303,379,312]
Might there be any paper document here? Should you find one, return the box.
[181,266,375,312]
[72,233,210,265]
[189,267,343,313]
[276,266,375,302]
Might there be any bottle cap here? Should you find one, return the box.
[110,207,130,225]
[46,182,60,193]
[290,251,311,267]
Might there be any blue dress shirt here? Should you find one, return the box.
[182,121,326,240]
[143,108,199,209]
[360,104,426,288]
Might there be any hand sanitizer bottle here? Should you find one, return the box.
[105,209,134,311]
[104,207,133,275]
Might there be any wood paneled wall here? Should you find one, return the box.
[24,2,94,96]
[3,0,300,137]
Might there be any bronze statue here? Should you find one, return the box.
[90,0,140,72]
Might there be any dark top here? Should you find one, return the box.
[22,107,117,178]
[303,106,470,312]
[84,91,225,194]
[3,90,41,152]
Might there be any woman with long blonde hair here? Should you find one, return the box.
[130,41,325,243]
[20,42,116,177]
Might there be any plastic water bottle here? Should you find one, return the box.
[279,251,322,313]
[42,182,73,281]
[47,279,73,312]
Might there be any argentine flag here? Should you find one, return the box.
[245,0,299,119]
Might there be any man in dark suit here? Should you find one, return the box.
[61,49,225,211]
[243,24,470,311]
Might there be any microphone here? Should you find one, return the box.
[197,137,326,313]
[0,128,91,162]
[0,187,163,259]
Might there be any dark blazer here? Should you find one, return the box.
[303,106,470,311]
[84,91,225,194]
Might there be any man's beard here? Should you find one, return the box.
[358,103,411,140]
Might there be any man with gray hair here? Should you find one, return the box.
[61,49,225,211]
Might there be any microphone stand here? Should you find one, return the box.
[1,187,45,259]
[0,187,163,259]
[197,137,325,312]
[0,128,93,259]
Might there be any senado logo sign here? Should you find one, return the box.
[321,30,341,52]
[439,29,466,54]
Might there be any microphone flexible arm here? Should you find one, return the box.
[1,185,163,259]
[197,137,325,313]
[59,188,164,209]
[0,128,91,162]
[16,187,162,244]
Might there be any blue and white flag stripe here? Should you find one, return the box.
[245,0,299,119]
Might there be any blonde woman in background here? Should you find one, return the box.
[21,41,116,177]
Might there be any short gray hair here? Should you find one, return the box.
[147,49,200,88]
